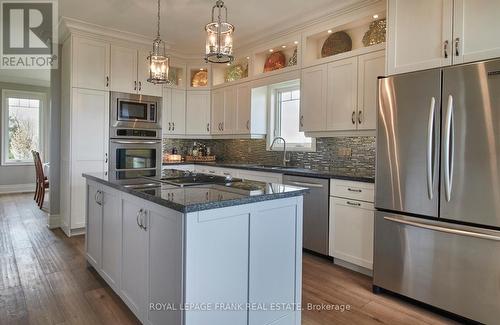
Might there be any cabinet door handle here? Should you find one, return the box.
[221,122,224,131]
[455,37,460,56]
[106,76,109,87]
[134,81,137,91]
[95,191,101,205]
[138,81,142,91]
[443,40,449,59]
[347,187,362,193]
[207,123,210,132]
[137,209,143,229]
[172,122,175,131]
[246,120,250,130]
[104,152,108,163]
[142,210,148,231]
[300,115,304,127]
[346,201,361,207]
[351,111,356,124]
[168,122,172,131]
[357,110,362,124]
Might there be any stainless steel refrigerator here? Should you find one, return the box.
[374,58,500,324]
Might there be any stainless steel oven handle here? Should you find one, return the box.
[426,97,436,200]
[110,140,161,144]
[287,181,324,188]
[384,216,500,241]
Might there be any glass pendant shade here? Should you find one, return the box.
[148,38,170,84]
[205,0,234,63]
[147,0,170,84]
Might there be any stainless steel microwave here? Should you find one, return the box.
[110,92,162,131]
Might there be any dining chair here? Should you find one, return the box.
[32,150,49,209]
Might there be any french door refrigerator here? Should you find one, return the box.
[374,58,500,324]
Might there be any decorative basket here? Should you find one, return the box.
[185,155,216,162]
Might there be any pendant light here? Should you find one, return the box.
[205,0,234,64]
[147,0,170,84]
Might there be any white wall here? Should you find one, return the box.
[0,81,50,188]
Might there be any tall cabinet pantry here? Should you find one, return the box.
[60,35,110,236]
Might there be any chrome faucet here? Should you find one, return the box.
[270,137,290,167]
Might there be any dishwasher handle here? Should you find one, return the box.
[286,181,324,188]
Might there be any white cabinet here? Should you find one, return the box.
[68,88,109,231]
[110,47,162,97]
[301,51,383,133]
[121,197,148,319]
[186,91,211,135]
[387,0,453,75]
[211,88,225,135]
[211,86,237,135]
[387,0,500,74]
[100,186,122,288]
[329,179,375,271]
[453,0,500,64]
[110,45,138,94]
[326,57,358,131]
[300,64,327,132]
[72,36,110,91]
[162,88,186,135]
[235,83,252,134]
[146,203,183,325]
[86,182,102,268]
[357,51,385,130]
[329,197,374,270]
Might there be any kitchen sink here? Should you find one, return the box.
[254,165,301,170]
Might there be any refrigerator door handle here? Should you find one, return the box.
[383,215,500,241]
[444,95,454,202]
[426,97,436,200]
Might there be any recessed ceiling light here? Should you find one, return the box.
[327,30,333,33]
[281,45,287,48]
[246,56,250,60]
[373,14,379,19]
[269,49,274,52]
[226,63,230,66]
[294,41,299,45]
[199,68,204,71]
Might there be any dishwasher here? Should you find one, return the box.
[283,175,329,255]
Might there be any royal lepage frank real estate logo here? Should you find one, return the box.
[1,0,58,69]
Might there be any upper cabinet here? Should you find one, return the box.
[110,46,162,97]
[301,50,384,134]
[387,0,500,75]
[72,37,110,91]
[453,0,500,65]
[186,91,211,135]
[162,88,186,136]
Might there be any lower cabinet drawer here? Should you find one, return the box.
[329,197,374,270]
[330,179,374,203]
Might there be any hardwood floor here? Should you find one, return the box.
[0,193,459,325]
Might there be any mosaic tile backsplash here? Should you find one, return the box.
[163,137,376,177]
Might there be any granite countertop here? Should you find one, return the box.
[162,161,375,183]
[82,172,308,213]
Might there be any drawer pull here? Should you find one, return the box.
[346,201,361,207]
[347,188,362,193]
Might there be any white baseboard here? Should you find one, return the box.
[0,183,35,194]
[47,214,61,229]
[334,258,373,277]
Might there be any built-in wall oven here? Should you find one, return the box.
[109,92,162,181]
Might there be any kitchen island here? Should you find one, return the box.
[82,172,307,325]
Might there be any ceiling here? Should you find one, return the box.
[59,0,361,54]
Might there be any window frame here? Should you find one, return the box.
[1,89,46,166]
[267,81,316,152]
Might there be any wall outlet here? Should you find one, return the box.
[338,147,352,157]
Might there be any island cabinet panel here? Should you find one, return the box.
[146,204,184,325]
[86,182,102,268]
[100,186,122,289]
[121,198,149,320]
[184,208,250,325]
[249,203,300,325]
